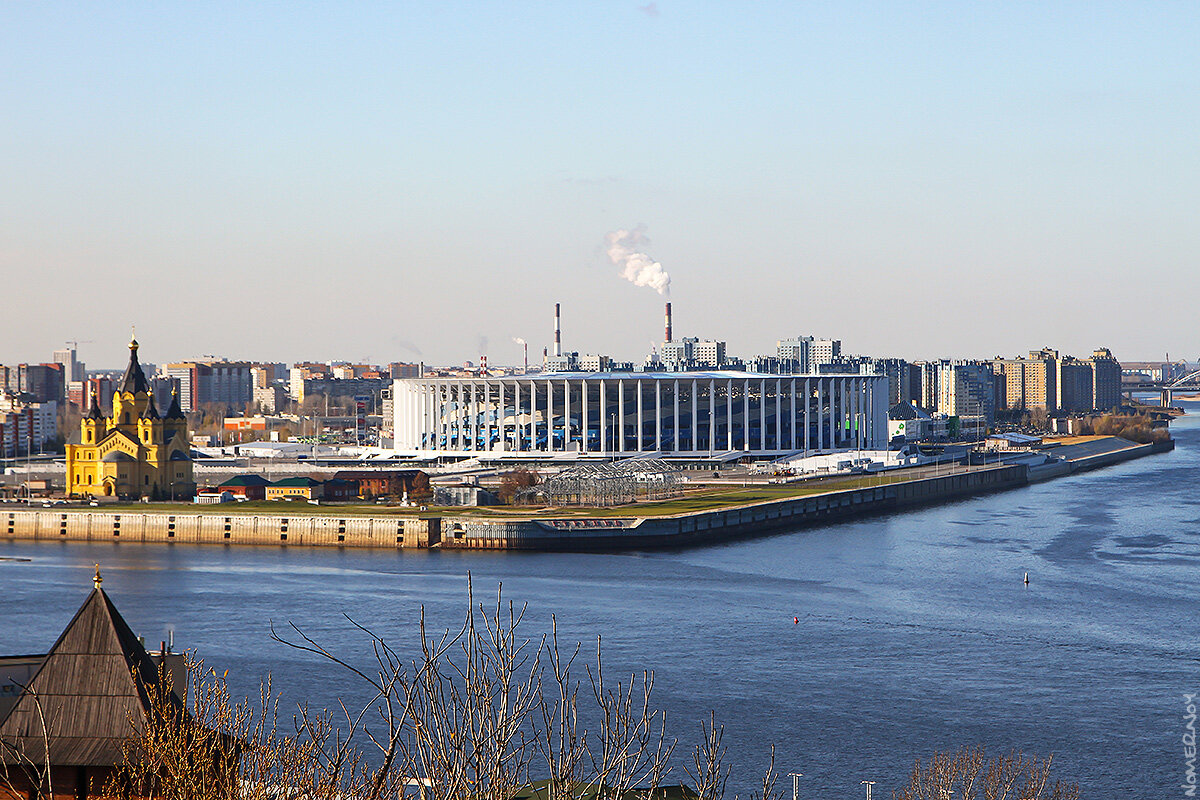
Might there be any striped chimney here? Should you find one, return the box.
[554,303,561,357]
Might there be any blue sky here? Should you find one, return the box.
[3,2,1198,368]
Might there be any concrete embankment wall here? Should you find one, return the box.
[1028,438,1174,482]
[440,465,1030,551]
[2,510,440,548]
[1066,438,1173,474]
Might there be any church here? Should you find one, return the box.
[66,337,194,500]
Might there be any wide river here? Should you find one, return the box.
[5,406,1200,798]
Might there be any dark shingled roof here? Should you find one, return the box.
[165,389,185,420]
[142,392,160,420]
[0,586,182,766]
[117,339,150,396]
[101,450,135,462]
[888,401,929,421]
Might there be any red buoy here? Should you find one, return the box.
[793,617,799,624]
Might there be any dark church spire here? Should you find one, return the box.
[117,334,150,395]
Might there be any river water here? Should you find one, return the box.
[4,406,1199,798]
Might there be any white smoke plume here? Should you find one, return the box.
[605,225,671,296]
[512,337,527,346]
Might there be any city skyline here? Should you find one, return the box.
[4,2,1199,366]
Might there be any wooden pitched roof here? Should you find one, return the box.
[0,584,179,767]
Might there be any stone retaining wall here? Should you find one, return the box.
[2,510,439,548]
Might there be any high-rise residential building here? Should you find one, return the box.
[993,350,1058,412]
[914,360,943,412]
[1055,357,1094,413]
[692,340,727,368]
[389,362,422,379]
[0,393,57,456]
[579,354,613,372]
[1089,348,1122,411]
[253,384,287,414]
[52,347,85,385]
[166,360,252,412]
[657,338,728,370]
[65,377,114,414]
[250,363,286,388]
[860,358,912,406]
[545,352,580,372]
[935,361,996,423]
[776,337,813,373]
[904,362,923,405]
[7,364,65,403]
[809,338,842,369]
[661,337,696,370]
[332,363,375,380]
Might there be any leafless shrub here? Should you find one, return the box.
[0,686,55,800]
[684,712,728,800]
[104,662,360,800]
[891,746,1079,800]
[270,576,679,800]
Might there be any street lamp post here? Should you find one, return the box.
[788,772,802,800]
[861,780,876,800]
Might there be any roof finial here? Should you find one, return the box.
[93,564,103,589]
[130,326,138,349]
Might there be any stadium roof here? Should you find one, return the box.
[401,370,877,381]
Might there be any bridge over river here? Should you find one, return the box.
[1123,368,1200,405]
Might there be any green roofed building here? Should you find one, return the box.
[217,474,271,501]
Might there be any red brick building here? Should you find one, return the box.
[332,469,427,499]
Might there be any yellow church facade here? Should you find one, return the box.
[66,337,195,500]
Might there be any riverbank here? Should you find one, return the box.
[2,436,1172,551]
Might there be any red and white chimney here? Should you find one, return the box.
[553,302,562,357]
[664,302,673,343]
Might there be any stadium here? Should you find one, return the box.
[392,371,888,460]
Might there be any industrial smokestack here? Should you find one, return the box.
[512,337,528,374]
[664,302,672,343]
[553,303,561,357]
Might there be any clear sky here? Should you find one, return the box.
[3,2,1198,369]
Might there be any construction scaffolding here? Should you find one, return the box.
[532,458,684,507]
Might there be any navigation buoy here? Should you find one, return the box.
[794,617,799,624]
[1023,572,1030,585]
